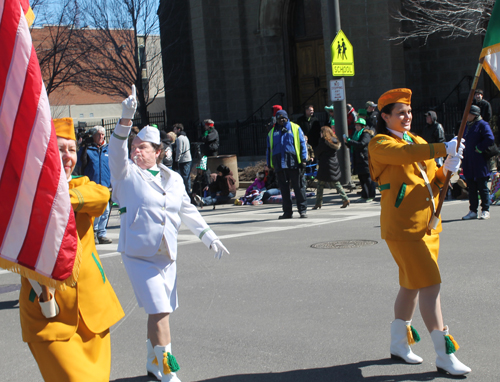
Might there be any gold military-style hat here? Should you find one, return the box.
[377,88,412,111]
[53,118,75,140]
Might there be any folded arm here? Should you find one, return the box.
[69,179,110,217]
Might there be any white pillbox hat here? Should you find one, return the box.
[137,125,160,145]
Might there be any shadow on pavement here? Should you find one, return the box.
[0,299,19,310]
[441,219,464,224]
[195,358,466,381]
[111,376,157,382]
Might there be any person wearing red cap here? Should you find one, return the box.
[200,119,219,157]
[267,105,283,131]
[368,88,471,376]
[272,104,282,116]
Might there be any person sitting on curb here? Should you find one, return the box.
[194,164,236,208]
[235,172,267,205]
[191,156,212,208]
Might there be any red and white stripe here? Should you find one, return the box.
[0,0,78,282]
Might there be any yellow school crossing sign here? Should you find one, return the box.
[331,30,354,76]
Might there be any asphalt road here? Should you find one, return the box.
[1,188,498,382]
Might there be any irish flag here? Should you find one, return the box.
[0,0,81,289]
[481,1,500,90]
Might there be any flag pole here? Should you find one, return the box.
[41,285,50,302]
[428,61,484,234]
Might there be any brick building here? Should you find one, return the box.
[31,26,165,128]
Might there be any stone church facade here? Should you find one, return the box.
[158,0,488,138]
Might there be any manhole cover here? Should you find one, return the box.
[311,240,378,249]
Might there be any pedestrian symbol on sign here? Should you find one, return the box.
[337,39,347,60]
[331,30,354,76]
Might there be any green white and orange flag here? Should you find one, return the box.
[480,1,500,90]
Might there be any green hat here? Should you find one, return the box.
[355,118,366,126]
[324,105,334,112]
[358,108,367,116]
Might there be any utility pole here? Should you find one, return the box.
[327,0,351,186]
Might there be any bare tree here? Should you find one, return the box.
[30,0,49,15]
[77,0,164,125]
[29,0,90,99]
[32,0,94,97]
[391,0,494,43]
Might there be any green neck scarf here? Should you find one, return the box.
[147,169,159,177]
[352,128,364,142]
[402,132,414,143]
[350,128,364,154]
[203,127,213,138]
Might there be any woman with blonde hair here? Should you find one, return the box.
[312,125,349,209]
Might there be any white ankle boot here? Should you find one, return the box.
[390,319,423,364]
[147,339,162,380]
[431,326,471,375]
[153,344,182,382]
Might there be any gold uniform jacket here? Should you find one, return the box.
[368,132,448,241]
[20,176,124,342]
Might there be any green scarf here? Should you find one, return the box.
[350,128,364,153]
[147,169,159,177]
[402,132,414,143]
[202,127,213,138]
[352,128,364,142]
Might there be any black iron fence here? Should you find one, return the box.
[188,92,285,158]
[76,111,166,140]
[412,103,498,140]
[211,113,329,158]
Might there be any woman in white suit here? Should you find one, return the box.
[109,87,229,382]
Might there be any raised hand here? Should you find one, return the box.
[121,85,137,120]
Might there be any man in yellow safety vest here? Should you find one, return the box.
[266,110,308,219]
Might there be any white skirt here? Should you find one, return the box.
[122,247,178,315]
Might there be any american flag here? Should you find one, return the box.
[0,0,81,289]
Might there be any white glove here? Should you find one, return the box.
[210,239,229,259]
[444,137,465,158]
[121,85,137,120]
[28,280,59,318]
[443,155,461,176]
[39,292,60,318]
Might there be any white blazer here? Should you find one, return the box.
[109,123,217,259]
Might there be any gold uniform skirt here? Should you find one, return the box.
[385,233,441,289]
[28,317,111,382]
